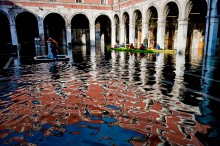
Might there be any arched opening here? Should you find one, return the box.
[95,15,111,47]
[134,10,142,47]
[44,13,66,55]
[71,14,90,45]
[122,12,129,45]
[114,14,120,44]
[186,0,207,56]
[165,2,179,50]
[16,12,39,57]
[147,6,158,49]
[0,11,12,54]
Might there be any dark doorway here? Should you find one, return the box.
[134,10,142,48]
[148,6,158,49]
[44,13,66,55]
[71,14,90,45]
[186,0,207,55]
[123,12,129,45]
[0,11,12,54]
[95,15,111,47]
[165,2,179,50]
[16,12,39,57]
[114,14,120,44]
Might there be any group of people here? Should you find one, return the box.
[114,37,161,50]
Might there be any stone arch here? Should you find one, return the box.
[43,12,67,54]
[114,14,120,43]
[70,12,91,26]
[185,0,207,55]
[122,12,130,44]
[0,9,10,21]
[15,11,39,57]
[93,13,112,26]
[145,5,158,23]
[0,10,12,52]
[146,6,158,48]
[122,11,129,25]
[132,9,142,47]
[161,0,181,20]
[71,13,90,45]
[162,1,179,49]
[42,11,67,25]
[131,9,142,25]
[95,14,112,46]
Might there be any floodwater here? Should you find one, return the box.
[0,46,220,146]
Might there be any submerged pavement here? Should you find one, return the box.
[0,47,220,145]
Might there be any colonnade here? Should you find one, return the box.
[0,0,219,56]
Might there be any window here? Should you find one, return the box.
[101,0,108,5]
[76,0,82,3]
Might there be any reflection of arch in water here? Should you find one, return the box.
[16,11,39,57]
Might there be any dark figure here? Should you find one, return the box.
[129,43,135,49]
[156,44,160,50]
[143,37,148,48]
[140,44,145,50]
[48,37,59,60]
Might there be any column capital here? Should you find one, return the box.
[65,24,71,29]
[90,24,95,29]
[178,19,189,25]
[9,23,16,27]
[157,21,166,27]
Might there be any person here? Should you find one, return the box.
[155,43,161,50]
[114,43,119,48]
[129,43,135,49]
[120,43,125,47]
[143,37,148,48]
[140,44,145,50]
[48,37,59,60]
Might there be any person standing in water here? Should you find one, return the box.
[48,37,59,60]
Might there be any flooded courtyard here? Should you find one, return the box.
[0,46,220,145]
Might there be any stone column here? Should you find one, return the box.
[111,24,116,47]
[205,16,219,55]
[9,23,19,57]
[9,23,18,46]
[120,24,125,45]
[176,19,188,53]
[129,24,135,45]
[66,24,72,57]
[38,20,46,56]
[66,25,72,47]
[204,0,219,56]
[90,24,95,46]
[142,22,149,43]
[157,21,166,49]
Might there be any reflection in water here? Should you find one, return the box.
[0,47,220,145]
[195,56,220,145]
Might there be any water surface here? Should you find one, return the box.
[0,46,220,145]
